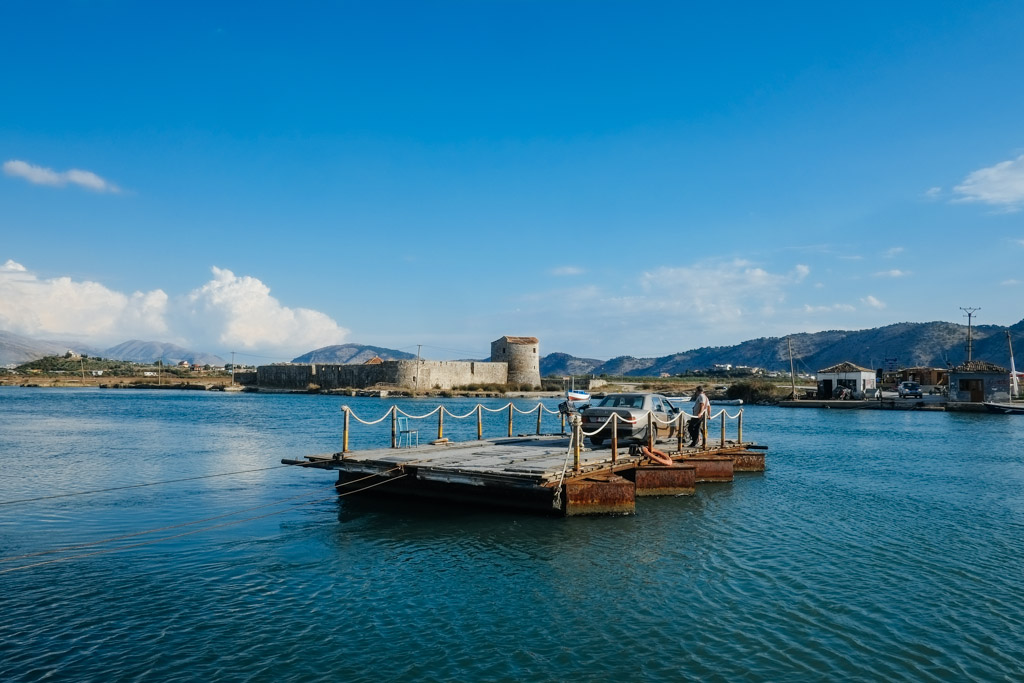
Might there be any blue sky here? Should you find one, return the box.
[2,1,1023,361]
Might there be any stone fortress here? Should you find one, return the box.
[254,335,541,391]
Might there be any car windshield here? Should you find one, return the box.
[597,395,644,408]
[904,382,919,389]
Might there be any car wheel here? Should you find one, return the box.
[589,437,604,447]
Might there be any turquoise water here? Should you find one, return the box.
[2,388,1024,681]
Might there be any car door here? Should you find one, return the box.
[651,396,673,438]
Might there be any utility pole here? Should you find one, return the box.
[415,345,422,394]
[961,307,980,362]
[788,337,797,400]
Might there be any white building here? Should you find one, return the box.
[817,362,876,399]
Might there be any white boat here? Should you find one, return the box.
[666,395,690,403]
[710,399,744,406]
[566,390,591,402]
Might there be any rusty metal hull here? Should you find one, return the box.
[336,471,560,515]
[635,465,696,497]
[564,476,635,516]
[732,451,766,472]
[679,456,734,482]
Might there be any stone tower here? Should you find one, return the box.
[490,336,541,388]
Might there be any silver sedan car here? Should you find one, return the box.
[581,393,682,447]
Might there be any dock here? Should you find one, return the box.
[283,402,766,516]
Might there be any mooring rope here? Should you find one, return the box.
[0,464,298,507]
[0,472,408,575]
[0,469,402,565]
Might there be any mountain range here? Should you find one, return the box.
[3,318,1021,375]
[538,319,1024,377]
[0,332,225,367]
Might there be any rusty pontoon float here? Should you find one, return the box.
[283,402,767,516]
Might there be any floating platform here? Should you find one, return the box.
[284,436,766,516]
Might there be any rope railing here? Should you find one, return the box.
[338,402,745,457]
[340,402,565,451]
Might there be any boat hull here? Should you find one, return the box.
[983,402,1024,414]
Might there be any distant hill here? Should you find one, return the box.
[102,340,226,366]
[539,352,604,376]
[291,344,417,364]
[0,330,99,366]
[540,319,1024,377]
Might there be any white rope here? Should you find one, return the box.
[442,406,480,420]
[579,414,617,437]
[344,406,395,425]
[481,403,513,413]
[392,405,443,420]
[552,415,579,510]
[511,402,546,415]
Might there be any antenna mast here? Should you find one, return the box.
[961,307,980,361]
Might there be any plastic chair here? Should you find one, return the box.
[397,415,418,447]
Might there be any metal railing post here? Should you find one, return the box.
[676,413,684,452]
[573,416,581,473]
[536,404,542,435]
[647,411,655,450]
[738,411,743,443]
[611,413,618,464]
[391,406,397,449]
[477,405,483,440]
[438,407,444,441]
[561,411,566,435]
[508,404,514,437]
[341,405,350,455]
[721,411,726,446]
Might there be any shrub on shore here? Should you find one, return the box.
[727,380,784,403]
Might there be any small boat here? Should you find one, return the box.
[710,399,744,406]
[666,395,690,403]
[983,402,1024,415]
[566,390,591,402]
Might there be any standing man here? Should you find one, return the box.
[688,385,710,447]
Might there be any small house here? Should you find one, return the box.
[817,361,876,399]
[948,360,1010,403]
[897,367,947,388]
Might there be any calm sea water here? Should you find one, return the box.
[2,387,1024,682]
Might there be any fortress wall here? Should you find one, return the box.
[397,360,507,390]
[256,360,507,390]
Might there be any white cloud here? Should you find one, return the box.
[631,260,811,323]
[3,159,121,193]
[924,187,941,199]
[884,246,904,258]
[803,303,856,313]
[0,261,348,356]
[183,267,348,352]
[861,295,886,309]
[551,265,585,276]
[0,260,168,342]
[1002,279,1021,286]
[873,269,908,278]
[953,154,1024,210]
